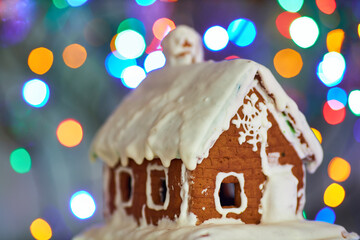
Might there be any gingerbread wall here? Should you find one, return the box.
[188,86,304,225]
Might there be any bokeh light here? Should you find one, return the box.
[144,51,166,73]
[290,17,319,48]
[326,29,345,53]
[353,119,360,143]
[115,30,146,59]
[227,18,256,47]
[135,0,156,6]
[203,26,229,51]
[324,183,345,207]
[317,52,346,87]
[67,0,87,7]
[117,18,146,37]
[9,148,31,174]
[358,24,360,38]
[56,119,83,148]
[70,191,96,219]
[315,207,336,224]
[328,157,351,182]
[316,0,336,15]
[327,87,347,109]
[28,47,53,75]
[277,0,304,12]
[105,52,137,78]
[63,44,87,68]
[348,90,360,116]
[323,101,345,125]
[22,79,50,108]
[275,12,301,39]
[121,65,146,89]
[53,0,69,9]
[30,218,52,240]
[311,128,322,144]
[225,55,240,60]
[152,18,176,40]
[273,48,303,78]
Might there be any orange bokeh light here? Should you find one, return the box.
[275,12,301,39]
[328,157,351,182]
[28,47,54,75]
[63,44,87,68]
[30,218,52,240]
[316,0,336,15]
[311,127,322,144]
[273,48,303,78]
[152,18,176,40]
[326,29,345,53]
[323,183,345,207]
[56,119,83,147]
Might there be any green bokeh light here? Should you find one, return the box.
[277,0,304,12]
[52,0,69,9]
[10,148,32,174]
[117,18,146,37]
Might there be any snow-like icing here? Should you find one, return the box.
[178,164,197,225]
[115,167,134,208]
[90,58,322,173]
[213,172,247,219]
[73,208,359,240]
[146,164,169,211]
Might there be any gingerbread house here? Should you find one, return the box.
[90,26,323,227]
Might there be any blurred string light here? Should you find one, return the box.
[63,44,87,68]
[28,47,54,75]
[327,87,347,109]
[316,0,336,15]
[315,207,336,224]
[146,37,162,54]
[317,52,346,87]
[121,65,146,89]
[353,119,360,143]
[135,0,157,6]
[66,0,87,7]
[277,0,303,12]
[324,183,345,207]
[323,101,345,125]
[9,148,31,174]
[227,18,256,47]
[115,30,146,59]
[273,48,303,78]
[70,191,96,219]
[348,90,360,116]
[326,29,345,53]
[311,128,322,144]
[56,119,83,147]
[290,17,319,48]
[203,26,229,51]
[275,12,301,39]
[105,52,136,78]
[117,18,146,37]
[152,18,176,40]
[30,218,52,240]
[144,51,166,73]
[53,0,69,9]
[22,79,50,108]
[328,157,351,182]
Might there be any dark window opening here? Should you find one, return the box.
[159,177,167,203]
[119,171,132,202]
[219,176,241,208]
[151,170,168,205]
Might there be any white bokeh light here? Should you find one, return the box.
[121,65,146,89]
[70,191,96,219]
[290,16,319,48]
[115,30,146,59]
[144,51,166,73]
[203,26,229,51]
[322,52,346,82]
[22,79,50,108]
[348,90,360,116]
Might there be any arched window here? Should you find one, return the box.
[146,164,170,210]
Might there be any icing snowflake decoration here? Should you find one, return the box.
[232,93,272,152]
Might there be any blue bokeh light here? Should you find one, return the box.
[353,119,360,143]
[22,79,50,108]
[227,18,257,47]
[105,52,137,79]
[70,191,96,219]
[327,87,347,109]
[67,0,87,7]
[135,0,156,6]
[203,26,229,51]
[315,207,336,224]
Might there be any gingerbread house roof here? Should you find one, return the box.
[90,59,323,173]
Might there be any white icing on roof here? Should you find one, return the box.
[90,59,323,172]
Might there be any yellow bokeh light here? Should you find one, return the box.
[324,183,345,207]
[273,48,303,78]
[358,24,360,38]
[63,44,87,68]
[328,157,351,182]
[30,218,52,240]
[28,47,54,75]
[311,128,322,144]
[56,119,83,147]
[326,29,345,53]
